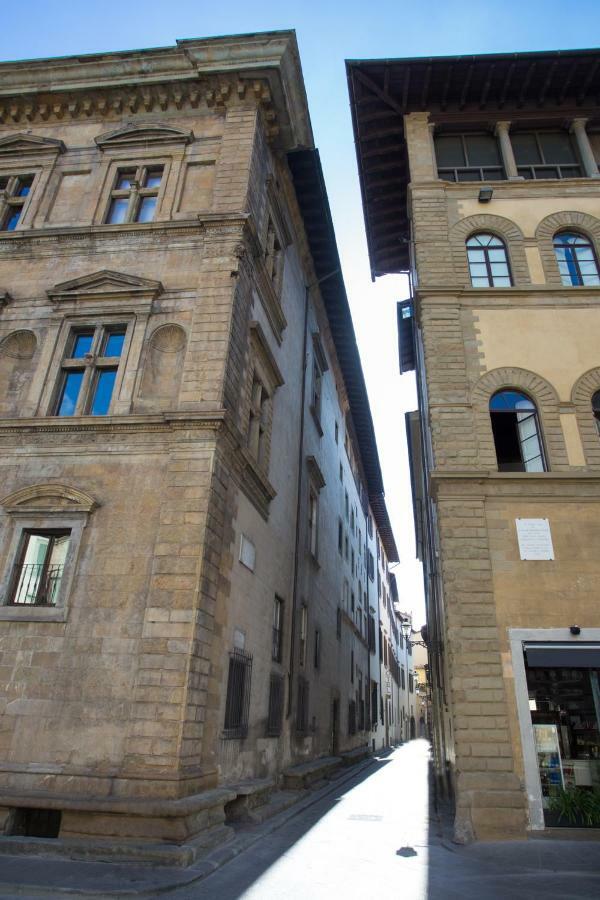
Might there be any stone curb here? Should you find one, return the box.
[0,753,381,898]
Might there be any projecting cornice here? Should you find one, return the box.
[95,122,194,149]
[0,133,65,156]
[0,31,313,150]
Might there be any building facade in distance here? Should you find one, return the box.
[0,32,399,860]
[348,49,600,841]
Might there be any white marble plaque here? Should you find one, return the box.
[516,518,554,561]
[239,533,256,571]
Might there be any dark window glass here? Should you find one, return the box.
[16,177,33,197]
[553,232,600,286]
[266,673,284,737]
[103,331,125,357]
[90,369,117,415]
[4,209,21,231]
[512,133,541,165]
[56,370,84,416]
[465,134,501,166]
[70,333,94,358]
[136,196,157,223]
[593,391,600,433]
[436,133,503,181]
[435,135,465,167]
[107,197,128,224]
[540,132,577,164]
[490,390,546,472]
[513,131,581,179]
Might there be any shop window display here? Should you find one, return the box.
[526,660,600,826]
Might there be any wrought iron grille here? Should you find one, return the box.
[266,673,284,737]
[296,676,309,734]
[10,563,64,606]
[223,648,252,739]
[348,700,356,736]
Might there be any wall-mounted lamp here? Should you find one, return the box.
[478,187,494,203]
[570,625,581,635]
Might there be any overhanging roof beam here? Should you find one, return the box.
[354,68,405,118]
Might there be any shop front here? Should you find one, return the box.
[510,630,600,830]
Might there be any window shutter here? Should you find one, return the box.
[397,301,415,374]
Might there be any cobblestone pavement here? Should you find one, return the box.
[2,740,600,898]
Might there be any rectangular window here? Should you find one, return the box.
[308,489,318,559]
[0,174,34,231]
[338,518,343,555]
[299,604,308,667]
[223,648,252,739]
[348,699,356,736]
[296,676,309,734]
[272,595,283,662]
[435,133,504,182]
[9,530,70,606]
[512,131,581,179]
[314,628,321,670]
[106,165,164,224]
[336,607,342,640]
[311,357,322,422]
[54,324,126,416]
[266,673,284,737]
[248,374,270,467]
[351,649,354,684]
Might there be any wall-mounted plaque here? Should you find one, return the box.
[516,518,554,561]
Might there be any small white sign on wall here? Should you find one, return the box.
[516,518,554,561]
[239,534,256,571]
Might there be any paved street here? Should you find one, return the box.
[172,739,600,900]
[2,740,600,899]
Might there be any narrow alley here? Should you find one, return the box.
[2,741,600,898]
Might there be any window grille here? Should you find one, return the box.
[266,673,284,737]
[223,648,252,739]
[296,676,309,733]
[9,530,70,606]
[348,700,356,736]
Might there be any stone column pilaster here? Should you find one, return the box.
[494,121,521,180]
[570,118,600,178]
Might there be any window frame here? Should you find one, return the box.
[223,648,253,740]
[592,390,600,434]
[466,233,513,288]
[553,231,600,287]
[272,595,284,663]
[51,321,129,417]
[435,132,505,183]
[7,528,71,607]
[512,130,582,180]
[0,173,36,231]
[104,163,166,225]
[489,389,547,473]
[0,507,91,623]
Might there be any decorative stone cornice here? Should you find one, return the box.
[0,410,227,437]
[0,133,65,156]
[1,482,98,514]
[430,469,600,502]
[95,122,194,149]
[47,269,163,305]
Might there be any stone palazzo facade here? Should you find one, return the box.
[0,32,399,860]
[349,49,600,841]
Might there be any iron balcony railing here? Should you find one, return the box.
[10,563,64,606]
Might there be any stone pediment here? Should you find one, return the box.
[0,133,65,156]
[95,122,194,149]
[47,270,163,305]
[2,483,98,514]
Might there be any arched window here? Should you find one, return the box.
[466,234,512,287]
[553,232,600,286]
[489,390,546,472]
[592,391,600,434]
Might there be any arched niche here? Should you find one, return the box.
[138,324,187,411]
[0,330,38,417]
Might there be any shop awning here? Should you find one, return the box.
[525,643,600,668]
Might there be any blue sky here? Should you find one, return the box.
[2,2,599,623]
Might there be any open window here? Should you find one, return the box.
[489,390,546,472]
[592,391,600,434]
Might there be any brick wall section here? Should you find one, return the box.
[437,497,527,841]
[411,190,455,287]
